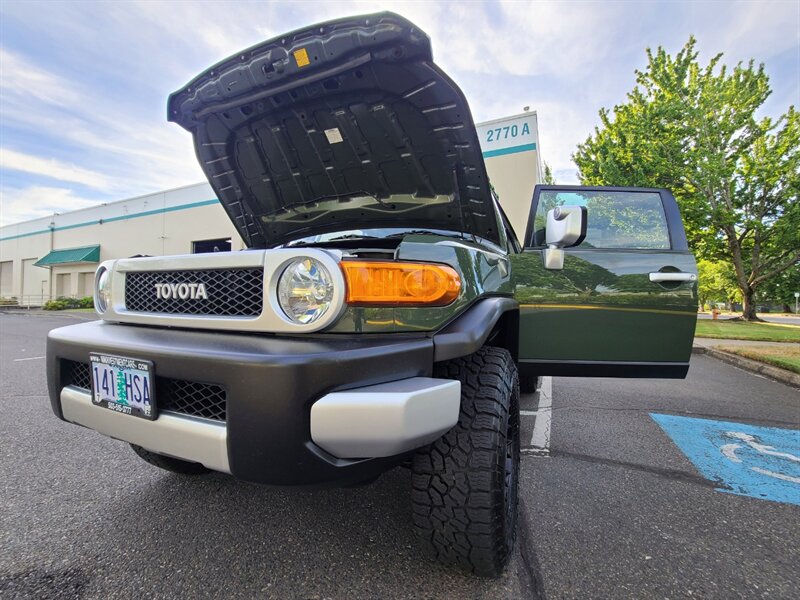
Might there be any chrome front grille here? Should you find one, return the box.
[124,268,263,316]
[100,248,345,332]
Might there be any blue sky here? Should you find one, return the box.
[1,0,798,225]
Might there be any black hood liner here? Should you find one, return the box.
[168,12,498,247]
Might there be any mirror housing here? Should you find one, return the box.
[544,205,587,270]
[546,205,587,247]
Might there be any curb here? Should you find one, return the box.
[693,345,800,389]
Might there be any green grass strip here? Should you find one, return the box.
[695,320,800,343]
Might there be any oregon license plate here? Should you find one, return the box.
[90,353,156,420]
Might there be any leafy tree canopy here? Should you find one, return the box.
[573,37,799,320]
[542,162,557,185]
[696,259,741,308]
[756,262,800,312]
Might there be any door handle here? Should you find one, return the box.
[649,272,697,283]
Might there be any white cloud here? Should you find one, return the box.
[0,0,797,225]
[700,0,800,62]
[533,100,600,184]
[0,45,205,196]
[0,48,82,107]
[0,186,99,226]
[125,0,282,75]
[0,148,114,190]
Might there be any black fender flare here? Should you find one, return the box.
[432,296,519,362]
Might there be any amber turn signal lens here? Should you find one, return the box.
[341,261,461,306]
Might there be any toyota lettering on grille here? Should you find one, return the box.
[154,282,209,300]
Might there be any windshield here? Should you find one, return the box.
[283,228,467,247]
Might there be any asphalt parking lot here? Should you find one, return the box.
[1,312,798,599]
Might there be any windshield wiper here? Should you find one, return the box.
[325,233,382,241]
[383,230,465,239]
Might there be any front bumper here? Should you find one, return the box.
[48,321,456,486]
[60,386,230,472]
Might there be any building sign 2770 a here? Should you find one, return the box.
[476,113,539,157]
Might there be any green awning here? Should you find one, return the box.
[35,245,100,267]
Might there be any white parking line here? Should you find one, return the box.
[13,356,45,362]
[526,376,552,456]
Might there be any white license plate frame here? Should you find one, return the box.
[90,353,156,420]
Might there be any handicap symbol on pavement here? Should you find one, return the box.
[650,413,800,506]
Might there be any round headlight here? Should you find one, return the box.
[95,268,111,313]
[277,258,335,324]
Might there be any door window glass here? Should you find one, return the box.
[531,190,670,249]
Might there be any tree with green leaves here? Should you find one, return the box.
[573,37,799,320]
[542,162,556,185]
[697,259,741,310]
[756,262,800,313]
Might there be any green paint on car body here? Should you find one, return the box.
[328,234,513,334]
[511,249,697,363]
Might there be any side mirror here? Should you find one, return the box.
[543,205,587,270]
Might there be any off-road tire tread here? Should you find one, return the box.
[411,346,520,577]
[130,444,211,475]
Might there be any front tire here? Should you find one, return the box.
[411,346,520,577]
[130,444,211,475]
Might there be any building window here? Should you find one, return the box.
[192,238,232,254]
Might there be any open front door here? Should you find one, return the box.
[512,185,697,378]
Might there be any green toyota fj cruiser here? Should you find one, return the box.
[46,13,697,576]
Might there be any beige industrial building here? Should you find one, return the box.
[0,111,542,305]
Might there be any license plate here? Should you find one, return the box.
[90,353,156,420]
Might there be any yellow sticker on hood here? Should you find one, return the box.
[293,48,310,67]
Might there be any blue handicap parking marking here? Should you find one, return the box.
[650,413,800,506]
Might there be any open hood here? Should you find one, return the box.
[168,12,498,248]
